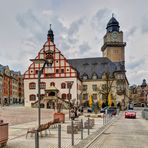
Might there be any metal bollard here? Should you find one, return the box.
[71,120,74,146]
[81,119,83,140]
[35,130,39,148]
[103,114,104,125]
[146,111,148,120]
[58,124,61,148]
[104,114,106,125]
[88,117,90,135]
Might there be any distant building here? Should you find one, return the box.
[24,16,129,109]
[0,64,24,105]
[129,79,148,107]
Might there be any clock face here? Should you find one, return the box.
[111,32,118,40]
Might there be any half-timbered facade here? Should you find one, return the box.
[24,28,82,107]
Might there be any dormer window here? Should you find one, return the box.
[92,73,98,80]
[82,73,88,80]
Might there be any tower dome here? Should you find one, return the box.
[47,24,54,43]
[141,79,147,88]
[106,16,120,32]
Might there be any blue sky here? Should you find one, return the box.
[0,0,148,85]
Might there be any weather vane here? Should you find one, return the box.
[112,13,114,17]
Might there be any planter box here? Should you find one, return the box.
[74,121,82,131]
[84,119,95,129]
[67,125,78,134]
[0,123,8,147]
[53,112,65,123]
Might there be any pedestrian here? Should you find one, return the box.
[70,108,75,120]
[74,106,78,118]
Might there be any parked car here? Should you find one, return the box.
[125,110,136,119]
[107,107,117,115]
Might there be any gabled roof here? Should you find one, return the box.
[68,57,122,80]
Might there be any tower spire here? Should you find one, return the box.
[47,24,54,43]
[112,13,114,18]
[106,15,120,32]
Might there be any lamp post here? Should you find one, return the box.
[30,50,53,148]
[65,81,74,119]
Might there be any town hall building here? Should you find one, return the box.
[24,16,129,109]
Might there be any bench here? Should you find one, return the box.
[26,119,60,138]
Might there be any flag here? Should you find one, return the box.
[108,92,112,107]
[98,97,102,108]
[88,95,93,108]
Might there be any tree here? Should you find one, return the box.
[97,72,114,107]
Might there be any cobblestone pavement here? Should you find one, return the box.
[0,106,105,148]
[0,106,56,125]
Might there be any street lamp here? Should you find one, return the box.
[30,50,53,148]
[65,81,74,119]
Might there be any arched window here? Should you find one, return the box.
[40,82,46,89]
[50,82,55,86]
[67,93,72,99]
[61,83,66,89]
[29,82,36,89]
[62,93,66,99]
[29,94,36,101]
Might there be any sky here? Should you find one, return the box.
[0,0,148,85]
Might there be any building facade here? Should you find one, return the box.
[0,65,24,106]
[129,79,148,107]
[24,16,129,109]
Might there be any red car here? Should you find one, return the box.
[125,110,136,119]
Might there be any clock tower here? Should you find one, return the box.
[101,16,126,63]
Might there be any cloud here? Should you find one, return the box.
[78,42,91,54]
[16,9,45,43]
[127,57,145,70]
[127,69,148,85]
[141,16,148,34]
[126,27,137,40]
[91,8,111,31]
